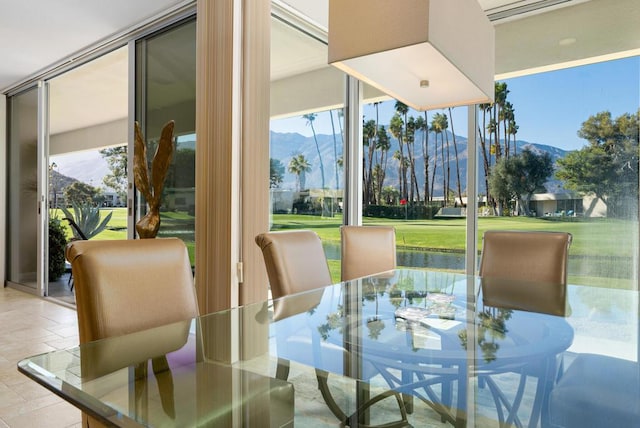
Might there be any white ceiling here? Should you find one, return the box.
[2,0,638,137]
[0,0,191,93]
[279,0,640,77]
[3,0,639,93]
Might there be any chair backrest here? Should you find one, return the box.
[66,238,199,344]
[255,229,332,301]
[479,230,572,284]
[340,225,396,281]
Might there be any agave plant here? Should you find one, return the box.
[61,202,113,240]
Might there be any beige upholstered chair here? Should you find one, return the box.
[66,238,199,427]
[340,225,396,282]
[479,230,572,316]
[478,230,572,426]
[255,229,333,376]
[479,230,572,284]
[255,230,332,319]
[66,238,199,344]
[255,229,408,427]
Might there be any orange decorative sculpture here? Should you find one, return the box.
[133,120,175,239]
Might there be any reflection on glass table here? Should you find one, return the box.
[18,269,638,427]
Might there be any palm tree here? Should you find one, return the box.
[329,109,340,190]
[406,116,420,203]
[303,113,326,190]
[501,101,515,156]
[363,119,377,205]
[288,153,311,192]
[415,114,429,203]
[429,118,439,203]
[303,113,326,214]
[431,113,448,204]
[478,102,493,208]
[375,125,391,204]
[395,102,412,201]
[448,107,463,206]
[392,149,403,198]
[508,118,519,155]
[492,82,509,160]
[389,113,407,200]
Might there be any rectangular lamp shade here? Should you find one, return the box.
[328,0,495,111]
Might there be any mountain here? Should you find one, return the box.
[51,151,111,191]
[270,130,571,196]
[50,170,79,190]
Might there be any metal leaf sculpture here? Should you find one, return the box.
[133,120,175,238]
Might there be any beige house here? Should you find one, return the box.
[530,192,608,218]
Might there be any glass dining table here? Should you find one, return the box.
[17,269,638,427]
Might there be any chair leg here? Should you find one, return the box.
[276,358,290,380]
[316,369,411,428]
[315,369,349,423]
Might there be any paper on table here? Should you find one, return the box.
[420,318,461,330]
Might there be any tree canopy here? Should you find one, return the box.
[63,181,100,206]
[489,149,553,216]
[270,158,285,189]
[99,146,128,200]
[556,110,639,218]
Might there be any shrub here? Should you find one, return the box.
[61,202,113,239]
[364,204,441,220]
[48,218,68,281]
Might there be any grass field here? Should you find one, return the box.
[51,208,637,289]
[272,214,637,288]
[271,213,636,258]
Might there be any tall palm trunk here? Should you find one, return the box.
[448,108,463,206]
[430,131,439,203]
[422,112,430,203]
[441,132,446,205]
[329,110,340,191]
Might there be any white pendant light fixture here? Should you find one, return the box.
[328,0,495,111]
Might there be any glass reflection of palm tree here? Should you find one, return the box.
[458,307,512,363]
[388,284,404,309]
[317,304,344,341]
[363,278,389,340]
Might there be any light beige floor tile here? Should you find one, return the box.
[0,288,82,428]
[0,383,27,410]
[3,401,81,428]
[0,392,62,420]
[8,379,56,401]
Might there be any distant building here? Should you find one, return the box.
[529,192,606,218]
[101,192,125,207]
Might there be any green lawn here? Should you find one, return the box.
[272,213,637,289]
[51,208,637,289]
[272,213,636,258]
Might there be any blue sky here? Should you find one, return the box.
[272,56,639,152]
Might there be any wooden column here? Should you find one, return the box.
[195,0,270,315]
[239,0,271,307]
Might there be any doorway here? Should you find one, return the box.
[7,87,42,293]
[46,46,129,303]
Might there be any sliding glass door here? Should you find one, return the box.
[134,17,197,263]
[7,86,45,293]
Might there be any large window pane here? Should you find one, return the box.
[361,97,468,272]
[269,16,345,282]
[478,56,639,290]
[135,19,196,262]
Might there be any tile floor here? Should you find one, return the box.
[0,286,81,428]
